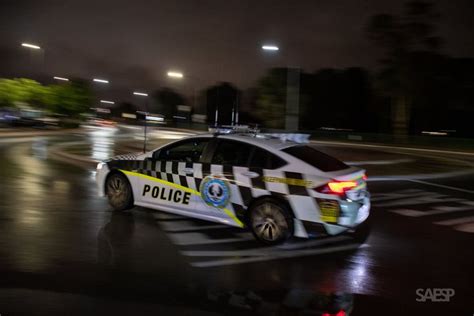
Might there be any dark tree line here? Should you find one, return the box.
[110,1,473,137]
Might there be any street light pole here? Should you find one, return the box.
[21,42,44,76]
[166,71,199,125]
[133,92,149,153]
[261,43,300,131]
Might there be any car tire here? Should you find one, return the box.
[249,198,294,245]
[105,172,134,211]
[352,218,371,244]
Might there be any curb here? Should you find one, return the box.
[0,128,85,138]
[311,140,474,156]
[49,141,98,168]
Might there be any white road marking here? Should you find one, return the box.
[367,169,474,182]
[408,179,474,195]
[159,221,228,232]
[370,189,425,202]
[277,235,350,250]
[311,140,474,156]
[374,195,464,207]
[454,223,474,233]
[168,232,253,246]
[345,158,413,166]
[391,209,426,217]
[181,236,351,257]
[190,243,368,268]
[391,202,474,217]
[434,216,474,226]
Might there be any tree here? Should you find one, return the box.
[44,81,93,117]
[254,68,287,129]
[300,68,371,131]
[152,87,185,119]
[0,78,47,108]
[366,1,442,136]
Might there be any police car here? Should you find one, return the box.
[96,129,371,245]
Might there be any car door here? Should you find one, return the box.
[195,139,289,225]
[193,139,257,225]
[137,138,211,215]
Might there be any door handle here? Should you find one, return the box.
[241,171,259,178]
[183,168,194,175]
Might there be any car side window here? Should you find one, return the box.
[154,139,209,163]
[211,140,252,167]
[249,147,287,169]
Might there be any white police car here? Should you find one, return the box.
[96,130,371,244]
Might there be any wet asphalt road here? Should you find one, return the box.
[0,129,473,315]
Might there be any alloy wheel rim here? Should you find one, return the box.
[252,203,288,241]
[107,176,128,205]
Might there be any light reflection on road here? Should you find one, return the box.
[89,127,117,161]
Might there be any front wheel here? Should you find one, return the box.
[105,172,134,211]
[249,198,293,245]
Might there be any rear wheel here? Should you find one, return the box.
[249,198,293,245]
[105,172,134,211]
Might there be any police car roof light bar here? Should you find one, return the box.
[208,124,260,135]
[259,133,310,144]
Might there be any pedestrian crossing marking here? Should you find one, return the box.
[391,209,425,217]
[434,215,474,226]
[151,211,365,268]
[455,223,474,233]
[168,232,254,246]
[190,244,368,268]
[372,188,474,234]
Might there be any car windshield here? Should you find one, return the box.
[282,145,349,172]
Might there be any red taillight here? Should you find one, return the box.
[315,180,357,195]
[327,181,357,194]
[322,310,346,316]
[336,310,346,316]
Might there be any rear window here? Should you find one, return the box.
[282,145,349,172]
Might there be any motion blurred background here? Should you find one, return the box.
[0,0,473,144]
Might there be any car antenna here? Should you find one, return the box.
[214,105,219,127]
[136,110,148,153]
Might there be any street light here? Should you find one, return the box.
[53,76,69,81]
[21,43,41,50]
[133,92,148,97]
[261,45,279,51]
[100,100,115,104]
[93,78,109,84]
[167,71,184,78]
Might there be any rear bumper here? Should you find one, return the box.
[297,194,371,237]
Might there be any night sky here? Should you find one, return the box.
[1,0,474,101]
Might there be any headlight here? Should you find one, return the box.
[97,162,106,170]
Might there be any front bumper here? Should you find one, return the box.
[96,162,110,197]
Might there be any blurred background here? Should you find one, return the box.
[0,0,473,144]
